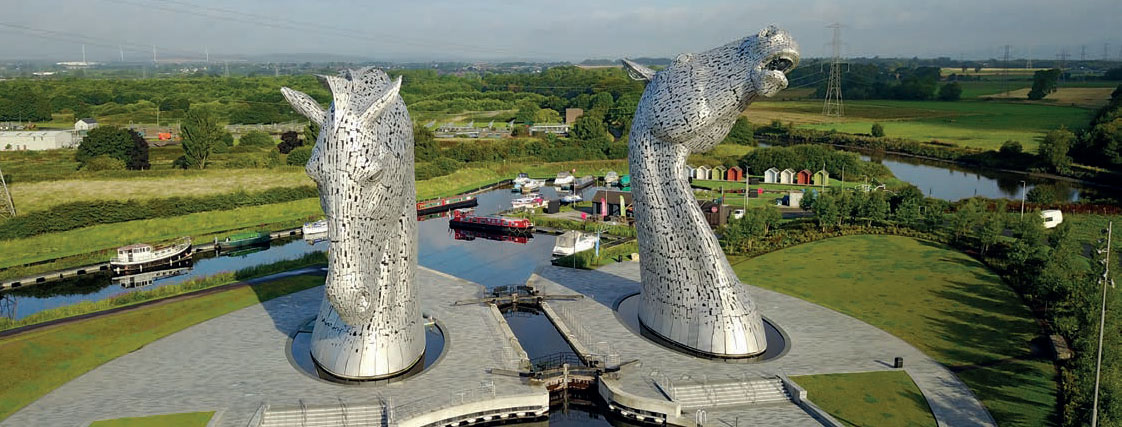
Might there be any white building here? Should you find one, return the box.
[1041,210,1064,229]
[764,167,780,184]
[0,131,79,151]
[74,118,98,131]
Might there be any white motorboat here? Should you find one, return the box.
[512,195,548,210]
[552,231,599,257]
[302,219,328,235]
[554,171,575,187]
[561,194,583,203]
[513,173,533,186]
[110,237,192,274]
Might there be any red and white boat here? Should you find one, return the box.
[449,210,534,236]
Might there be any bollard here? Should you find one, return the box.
[894,357,904,368]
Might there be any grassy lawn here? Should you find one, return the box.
[0,198,323,270]
[90,412,214,427]
[0,274,324,421]
[10,168,313,213]
[731,235,1057,426]
[746,99,1094,152]
[793,371,936,427]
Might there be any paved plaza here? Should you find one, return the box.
[4,262,995,427]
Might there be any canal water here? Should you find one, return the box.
[1,184,607,320]
[756,141,1112,202]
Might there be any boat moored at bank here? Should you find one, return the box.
[110,237,193,275]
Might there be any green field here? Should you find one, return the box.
[90,412,214,427]
[10,168,313,213]
[0,274,324,421]
[747,99,1095,152]
[731,235,1056,426]
[794,371,936,427]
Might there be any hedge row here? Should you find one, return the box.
[0,185,318,240]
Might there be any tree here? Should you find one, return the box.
[950,198,984,242]
[238,130,275,147]
[278,131,302,154]
[287,146,313,166]
[413,123,439,161]
[180,108,224,169]
[894,197,922,228]
[303,122,320,144]
[570,112,609,141]
[126,129,150,170]
[976,211,1004,255]
[937,82,962,101]
[1038,127,1075,173]
[514,100,538,124]
[870,122,885,138]
[999,140,1023,156]
[532,108,561,124]
[1027,69,1062,100]
[725,116,755,145]
[861,191,889,226]
[812,192,840,231]
[76,126,131,166]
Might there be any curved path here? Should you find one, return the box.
[531,262,996,427]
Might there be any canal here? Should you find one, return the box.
[1,183,607,320]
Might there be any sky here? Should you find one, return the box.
[1,0,1120,62]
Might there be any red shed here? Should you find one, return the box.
[796,169,812,185]
[727,166,744,182]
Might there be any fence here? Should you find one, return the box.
[387,382,497,424]
[552,303,620,368]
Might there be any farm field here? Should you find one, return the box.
[10,168,313,213]
[0,274,323,421]
[746,99,1095,152]
[731,235,1057,426]
[793,370,936,427]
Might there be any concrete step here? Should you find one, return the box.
[671,379,792,409]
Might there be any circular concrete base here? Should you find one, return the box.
[614,293,789,362]
[286,316,447,385]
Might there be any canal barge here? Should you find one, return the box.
[218,231,271,250]
[302,220,328,235]
[416,194,478,215]
[449,210,534,236]
[110,237,193,275]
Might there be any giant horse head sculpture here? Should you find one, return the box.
[282,67,422,379]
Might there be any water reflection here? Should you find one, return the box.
[864,154,1083,202]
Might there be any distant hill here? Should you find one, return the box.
[579,57,671,66]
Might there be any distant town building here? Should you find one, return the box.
[0,131,79,151]
[434,121,512,138]
[528,123,570,136]
[74,118,98,131]
[565,108,584,124]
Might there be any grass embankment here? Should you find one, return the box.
[731,235,1056,426]
[793,371,936,427]
[10,168,313,213]
[0,198,322,271]
[0,251,326,332]
[746,99,1094,152]
[0,274,324,421]
[90,412,214,427]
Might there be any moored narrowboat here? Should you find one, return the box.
[449,210,533,236]
[218,231,271,250]
[416,194,478,215]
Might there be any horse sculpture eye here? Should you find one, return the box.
[766,57,793,72]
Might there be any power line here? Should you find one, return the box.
[823,23,844,117]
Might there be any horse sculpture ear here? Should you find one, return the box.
[621,58,655,82]
[359,76,402,128]
[281,87,326,124]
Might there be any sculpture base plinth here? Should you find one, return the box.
[311,349,425,383]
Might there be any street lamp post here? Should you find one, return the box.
[1092,221,1114,427]
[1019,180,1027,219]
